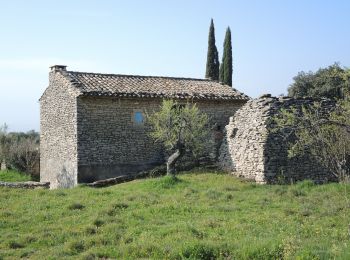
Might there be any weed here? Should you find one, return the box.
[24,236,37,243]
[274,186,287,195]
[188,225,205,239]
[8,241,25,249]
[68,202,85,210]
[55,191,67,197]
[154,175,183,189]
[224,186,239,192]
[296,180,315,189]
[183,187,198,197]
[93,219,105,227]
[226,194,234,200]
[68,241,85,254]
[284,208,297,216]
[181,243,217,260]
[82,253,96,260]
[289,188,306,197]
[113,202,129,209]
[0,170,31,182]
[205,189,222,200]
[85,226,97,235]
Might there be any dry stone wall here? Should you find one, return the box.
[77,97,245,183]
[0,181,50,189]
[40,67,246,188]
[219,95,336,184]
[40,70,81,189]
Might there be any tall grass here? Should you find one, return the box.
[0,170,349,259]
[0,170,32,182]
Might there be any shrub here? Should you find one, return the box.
[68,241,85,254]
[68,203,85,210]
[0,125,40,178]
[85,226,97,235]
[181,243,217,259]
[8,241,25,249]
[93,219,105,227]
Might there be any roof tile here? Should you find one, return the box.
[64,71,250,100]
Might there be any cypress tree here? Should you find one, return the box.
[220,27,232,86]
[205,19,220,80]
[219,61,224,83]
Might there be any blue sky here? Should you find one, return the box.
[0,0,349,131]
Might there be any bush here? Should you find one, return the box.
[0,125,40,178]
[181,243,217,259]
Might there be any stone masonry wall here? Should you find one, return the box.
[77,97,245,183]
[219,95,336,184]
[40,71,80,188]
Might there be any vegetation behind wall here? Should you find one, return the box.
[0,124,39,180]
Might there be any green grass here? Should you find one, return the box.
[0,170,349,259]
[0,170,32,182]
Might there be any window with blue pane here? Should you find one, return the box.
[134,111,144,125]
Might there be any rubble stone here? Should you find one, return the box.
[218,95,337,184]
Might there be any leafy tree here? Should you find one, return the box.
[205,19,220,81]
[288,63,350,99]
[273,100,350,182]
[148,100,209,177]
[219,27,233,86]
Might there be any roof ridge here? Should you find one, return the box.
[59,69,250,101]
[67,70,219,83]
[61,70,84,90]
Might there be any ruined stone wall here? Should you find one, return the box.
[196,100,246,131]
[219,95,336,184]
[77,97,245,182]
[40,71,80,188]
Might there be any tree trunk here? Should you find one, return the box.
[167,144,185,177]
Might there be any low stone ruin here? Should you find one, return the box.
[0,181,50,189]
[219,94,337,184]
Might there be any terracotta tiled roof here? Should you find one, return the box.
[64,71,250,100]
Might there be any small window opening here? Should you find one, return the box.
[134,111,144,124]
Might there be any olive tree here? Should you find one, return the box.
[273,100,350,182]
[148,100,210,177]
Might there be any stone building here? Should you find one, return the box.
[219,95,336,184]
[40,65,249,188]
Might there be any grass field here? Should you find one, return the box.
[0,170,32,182]
[0,170,349,259]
